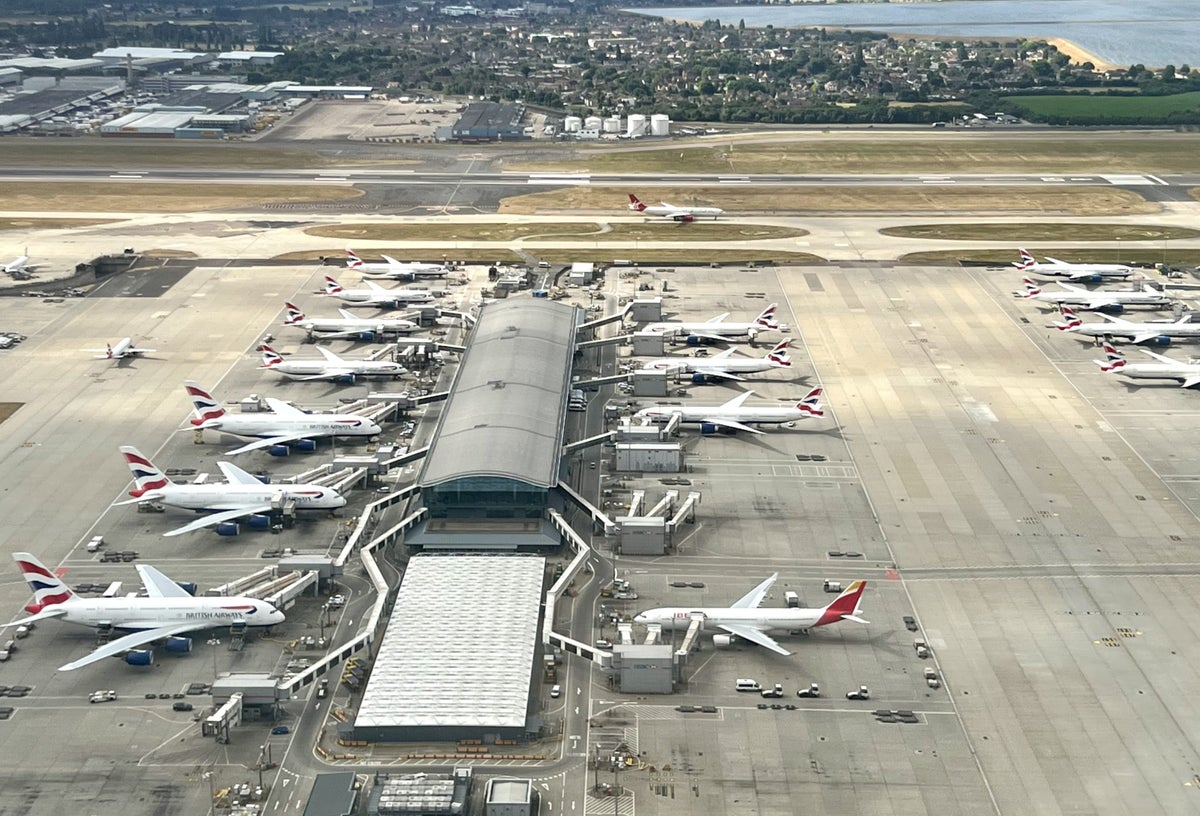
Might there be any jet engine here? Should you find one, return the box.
[125,649,154,666]
[712,634,735,649]
[165,637,193,654]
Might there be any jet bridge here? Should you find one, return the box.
[577,300,632,333]
[575,334,634,351]
[562,430,614,455]
[556,480,616,535]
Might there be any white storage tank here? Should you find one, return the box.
[584,115,602,130]
[650,114,670,136]
[603,115,622,133]
[563,115,582,133]
[625,113,647,138]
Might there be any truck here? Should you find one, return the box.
[86,536,105,553]
[796,683,820,698]
[822,580,842,593]
[760,683,784,699]
[89,690,117,703]
[784,591,800,608]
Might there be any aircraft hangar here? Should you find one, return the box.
[408,296,581,550]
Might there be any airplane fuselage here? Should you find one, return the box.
[640,357,783,376]
[49,597,285,630]
[140,483,346,512]
[1072,322,1200,341]
[361,266,448,280]
[637,607,825,632]
[331,289,435,306]
[638,405,805,425]
[294,317,418,335]
[1110,363,1200,382]
[641,205,723,219]
[643,321,765,338]
[201,413,380,440]
[1034,264,1134,279]
[266,360,404,378]
[1032,290,1169,308]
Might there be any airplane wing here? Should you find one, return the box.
[1044,257,1071,266]
[1138,349,1179,364]
[719,391,755,410]
[364,280,392,293]
[58,622,204,671]
[704,313,731,325]
[315,345,346,364]
[338,309,362,320]
[0,606,69,628]
[1182,376,1200,389]
[701,417,763,435]
[217,461,267,485]
[717,623,791,656]
[224,432,320,455]
[1054,282,1086,292]
[695,369,746,382]
[136,564,194,599]
[1131,333,1166,345]
[1084,300,1115,310]
[262,397,307,418]
[129,347,156,355]
[298,370,351,381]
[1066,269,1100,281]
[731,573,778,609]
[162,505,274,538]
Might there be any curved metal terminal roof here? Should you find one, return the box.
[355,554,546,730]
[419,298,579,489]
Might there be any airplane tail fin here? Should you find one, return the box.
[183,380,225,425]
[283,301,306,325]
[1054,303,1082,331]
[754,303,779,330]
[766,340,791,367]
[1094,342,1126,372]
[105,343,114,359]
[1015,248,1036,271]
[1020,277,1041,297]
[119,445,172,498]
[796,387,824,418]
[260,344,284,368]
[345,248,363,269]
[815,580,868,626]
[12,553,75,611]
[627,194,647,212]
[323,275,344,294]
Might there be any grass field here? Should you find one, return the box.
[0,404,22,424]
[899,248,1200,267]
[510,135,1200,175]
[501,186,1157,216]
[304,222,807,242]
[881,223,1200,241]
[0,183,364,213]
[0,139,342,170]
[1008,93,1200,120]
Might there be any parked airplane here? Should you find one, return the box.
[1094,342,1200,388]
[1018,277,1170,311]
[346,249,449,280]
[116,446,346,537]
[642,303,779,343]
[324,275,436,307]
[638,341,792,381]
[627,194,724,222]
[1,254,34,274]
[1053,304,1200,345]
[183,381,381,455]
[260,344,406,381]
[1015,248,1138,281]
[634,575,868,655]
[283,302,419,340]
[634,388,824,434]
[4,552,285,672]
[86,337,156,360]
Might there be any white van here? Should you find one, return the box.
[735,679,761,692]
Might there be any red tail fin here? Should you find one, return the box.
[814,580,867,626]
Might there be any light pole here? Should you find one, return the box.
[207,638,221,678]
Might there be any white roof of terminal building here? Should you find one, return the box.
[419,298,579,489]
[216,51,285,60]
[93,47,207,61]
[355,554,545,730]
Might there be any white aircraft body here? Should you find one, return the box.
[642,303,779,342]
[1016,248,1138,281]
[183,380,381,455]
[87,337,155,360]
[283,302,419,340]
[117,446,347,537]
[1094,342,1200,388]
[627,194,724,222]
[260,344,405,381]
[2,255,33,274]
[1018,278,1170,311]
[345,249,448,280]
[638,340,792,381]
[635,388,824,434]
[1054,304,1200,345]
[324,275,436,307]
[634,575,868,655]
[5,553,285,672]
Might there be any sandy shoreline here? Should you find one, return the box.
[1044,37,1122,72]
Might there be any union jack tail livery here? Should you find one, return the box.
[755,304,779,330]
[120,446,173,498]
[1014,248,1036,271]
[796,387,824,418]
[627,194,648,213]
[766,340,791,367]
[284,302,306,325]
[183,381,225,426]
[1020,277,1042,297]
[345,249,364,269]
[1094,343,1127,372]
[814,579,868,627]
[323,275,344,295]
[1055,303,1083,331]
[13,552,75,613]
[260,344,285,368]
